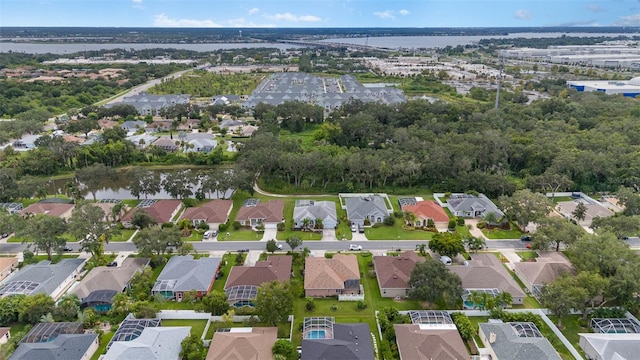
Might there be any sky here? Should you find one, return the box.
[1,0,639,28]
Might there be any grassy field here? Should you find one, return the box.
[365,224,436,240]
[110,229,135,242]
[516,251,539,261]
[162,319,208,337]
[211,253,235,292]
[91,331,115,360]
[481,225,523,239]
[548,314,589,358]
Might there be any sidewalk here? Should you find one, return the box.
[499,248,522,271]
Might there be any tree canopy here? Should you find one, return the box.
[408,259,463,307]
[255,281,293,326]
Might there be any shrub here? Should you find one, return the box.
[330,304,338,311]
[427,219,435,228]
[393,211,403,218]
[305,298,315,311]
[364,218,371,226]
[197,222,210,231]
[383,216,395,226]
[357,300,367,309]
[448,219,457,230]
[161,222,174,228]
[272,340,297,360]
[456,218,465,226]
[451,313,475,341]
[476,221,486,229]
[232,221,241,230]
[182,198,197,207]
[277,222,285,231]
[324,253,334,259]
[218,223,229,231]
[372,223,383,228]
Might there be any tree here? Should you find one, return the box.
[109,293,132,318]
[465,236,485,253]
[415,243,427,256]
[541,274,588,328]
[162,170,194,199]
[75,163,118,201]
[255,281,293,326]
[54,294,80,321]
[617,187,640,216]
[591,215,640,239]
[16,214,67,260]
[133,226,181,258]
[272,339,297,360]
[180,333,206,360]
[574,272,609,319]
[266,239,278,253]
[408,259,463,307]
[0,168,19,202]
[128,266,155,301]
[127,167,161,200]
[498,189,552,229]
[202,291,230,316]
[68,202,119,259]
[18,294,55,324]
[285,236,302,252]
[567,232,635,277]
[429,232,465,258]
[531,216,584,251]
[572,202,588,223]
[130,209,156,229]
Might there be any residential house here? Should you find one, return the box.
[219,119,245,128]
[125,133,158,149]
[579,333,640,360]
[556,199,614,227]
[399,197,450,229]
[0,328,10,345]
[122,199,182,227]
[513,252,574,296]
[185,138,217,153]
[151,255,221,301]
[228,124,258,137]
[180,200,233,228]
[236,199,284,229]
[105,92,190,116]
[206,327,278,360]
[293,200,338,230]
[343,194,392,226]
[20,201,74,219]
[145,120,172,133]
[0,202,23,214]
[441,193,504,219]
[0,259,86,300]
[374,251,425,298]
[448,254,526,307]
[301,319,374,360]
[0,257,18,283]
[98,119,118,129]
[177,119,200,131]
[304,254,361,297]
[104,326,191,360]
[224,255,292,307]
[211,95,241,106]
[479,320,562,360]
[394,310,469,360]
[151,137,179,152]
[120,120,147,133]
[92,202,126,222]
[12,134,41,150]
[10,322,98,360]
[70,258,149,313]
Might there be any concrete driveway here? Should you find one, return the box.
[322,229,338,241]
[464,219,488,240]
[351,231,368,241]
[261,228,277,242]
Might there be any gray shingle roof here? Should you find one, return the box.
[293,201,337,228]
[479,321,561,360]
[344,195,390,222]
[0,259,85,297]
[153,255,221,293]
[10,334,98,360]
[447,193,504,218]
[302,323,374,360]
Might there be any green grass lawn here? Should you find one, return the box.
[467,316,490,347]
[183,231,204,242]
[550,196,574,204]
[365,223,435,240]
[211,253,237,292]
[516,251,539,261]
[91,331,115,360]
[111,229,135,242]
[22,254,79,265]
[481,226,523,239]
[279,125,321,150]
[162,319,208,337]
[547,314,589,358]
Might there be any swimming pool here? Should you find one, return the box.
[306,330,326,339]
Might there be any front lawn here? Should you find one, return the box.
[219,229,263,241]
[162,319,208,337]
[365,223,435,240]
[547,314,589,357]
[211,253,235,292]
[516,251,538,261]
[481,226,523,239]
[110,229,135,242]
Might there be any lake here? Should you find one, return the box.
[0,42,303,54]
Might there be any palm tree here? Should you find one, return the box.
[483,212,499,228]
[466,236,486,253]
[301,218,312,231]
[415,243,427,256]
[40,312,55,323]
[403,211,417,227]
[314,218,324,230]
[111,202,125,223]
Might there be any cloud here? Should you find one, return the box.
[248,7,259,15]
[615,13,640,26]
[374,10,395,20]
[227,17,275,28]
[132,0,143,9]
[586,4,605,13]
[264,12,321,22]
[399,9,410,16]
[154,13,222,27]
[514,9,532,20]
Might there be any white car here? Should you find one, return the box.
[276,243,283,250]
[349,244,362,251]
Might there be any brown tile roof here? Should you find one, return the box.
[152,138,179,149]
[394,324,470,360]
[304,254,360,291]
[122,200,182,224]
[71,258,150,299]
[236,200,284,223]
[0,328,9,339]
[402,201,449,223]
[225,255,292,289]
[181,200,233,224]
[514,252,574,286]
[206,327,277,360]
[448,254,525,299]
[20,203,74,218]
[0,257,18,271]
[374,251,425,290]
[98,120,118,129]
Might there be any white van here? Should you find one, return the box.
[440,255,452,265]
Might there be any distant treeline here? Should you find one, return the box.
[479,35,640,49]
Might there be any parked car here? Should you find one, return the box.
[358,225,364,233]
[351,224,357,232]
[63,246,73,252]
[520,235,531,241]
[107,261,118,267]
[349,244,362,251]
[440,255,452,265]
[276,243,283,250]
[1,233,9,239]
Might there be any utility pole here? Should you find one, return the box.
[494,52,504,110]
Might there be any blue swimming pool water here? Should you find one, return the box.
[307,330,326,339]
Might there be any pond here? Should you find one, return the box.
[48,168,234,200]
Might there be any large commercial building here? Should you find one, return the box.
[567,76,640,98]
